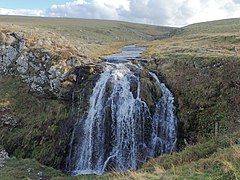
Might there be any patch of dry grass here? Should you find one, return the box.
[0,15,173,62]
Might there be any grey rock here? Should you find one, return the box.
[1,46,18,73]
[67,57,81,67]
[10,32,23,40]
[27,167,33,173]
[0,148,9,167]
[50,78,61,92]
[18,40,25,52]
[16,55,28,74]
[0,31,82,97]
[29,61,41,72]
[37,171,43,177]
[0,113,18,127]
[30,82,43,92]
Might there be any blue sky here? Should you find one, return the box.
[0,0,73,9]
[0,0,240,26]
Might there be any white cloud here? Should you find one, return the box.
[46,0,129,20]
[1,0,240,26]
[0,8,44,16]
[187,0,240,24]
[118,0,196,26]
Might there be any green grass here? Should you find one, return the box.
[135,18,240,179]
[0,76,70,168]
[1,132,239,179]
[145,51,240,145]
[0,15,172,41]
[144,18,240,145]
[103,131,240,179]
[150,144,240,179]
[0,158,66,180]
[172,18,240,36]
[0,15,175,59]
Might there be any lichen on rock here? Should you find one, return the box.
[0,31,89,98]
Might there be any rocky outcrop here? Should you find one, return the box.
[0,32,85,97]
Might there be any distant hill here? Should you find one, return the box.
[171,18,240,36]
[0,15,175,43]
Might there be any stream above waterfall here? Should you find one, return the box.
[66,45,178,176]
[101,45,145,63]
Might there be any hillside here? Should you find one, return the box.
[172,18,240,35]
[0,16,240,179]
[0,15,174,60]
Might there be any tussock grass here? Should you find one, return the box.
[103,131,240,179]
[143,18,240,145]
[0,76,69,169]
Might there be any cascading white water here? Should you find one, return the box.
[149,72,177,156]
[67,45,177,176]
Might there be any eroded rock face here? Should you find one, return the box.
[0,32,83,97]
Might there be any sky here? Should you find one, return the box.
[0,0,240,26]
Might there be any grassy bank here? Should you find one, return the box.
[1,131,239,179]
[0,158,66,179]
[0,76,71,169]
[105,131,240,179]
[143,18,240,145]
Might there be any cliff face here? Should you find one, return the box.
[0,31,84,97]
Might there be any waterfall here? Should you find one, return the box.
[67,45,177,176]
[149,72,177,156]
